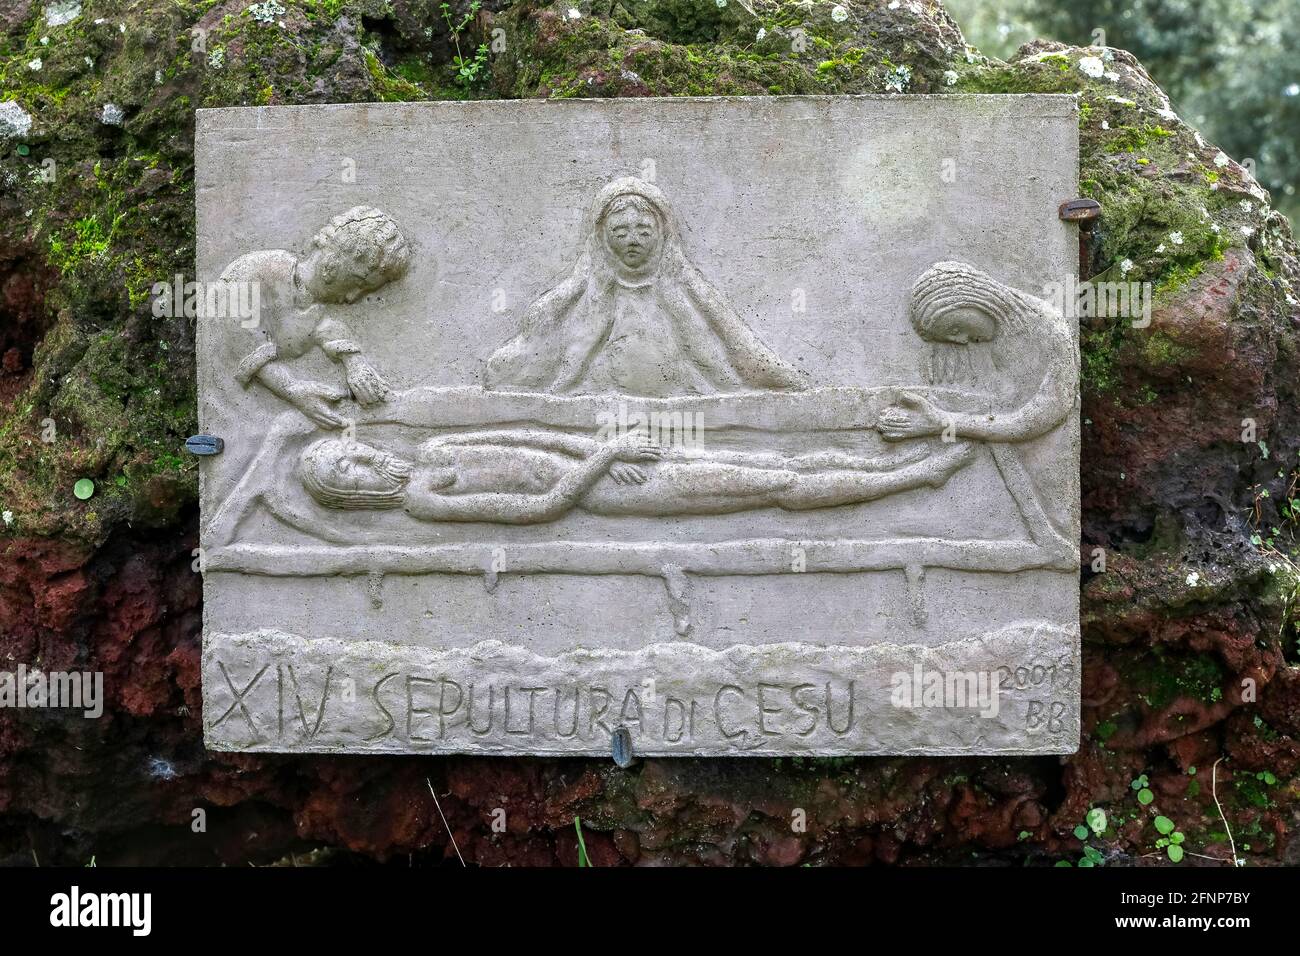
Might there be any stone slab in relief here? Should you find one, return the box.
[195,96,1081,756]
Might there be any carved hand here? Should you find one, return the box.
[877,391,945,442]
[610,462,649,485]
[612,432,665,463]
[285,380,349,429]
[344,356,392,406]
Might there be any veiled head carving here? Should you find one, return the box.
[909,261,1067,386]
[600,192,664,274]
[585,177,680,287]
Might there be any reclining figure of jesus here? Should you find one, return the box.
[296,428,976,525]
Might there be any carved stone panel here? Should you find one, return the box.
[196,96,1081,756]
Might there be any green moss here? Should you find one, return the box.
[1081,326,1122,394]
[1154,253,1220,301]
[492,1,958,99]
[48,215,116,274]
[1140,331,1195,367]
[952,61,1081,95]
[302,0,348,21]
[1103,123,1174,154]
[1128,650,1226,710]
[363,48,427,101]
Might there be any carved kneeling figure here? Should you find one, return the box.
[297,429,976,525]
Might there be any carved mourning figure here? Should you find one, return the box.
[297,430,976,523]
[877,261,1077,444]
[484,177,807,397]
[219,205,410,428]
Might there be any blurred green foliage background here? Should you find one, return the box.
[946,0,1299,219]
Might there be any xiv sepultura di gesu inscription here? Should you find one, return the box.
[195,96,1081,756]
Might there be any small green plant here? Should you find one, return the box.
[574,815,590,867]
[1154,815,1186,862]
[440,2,490,89]
[1129,773,1200,863]
[1131,773,1154,805]
[1066,808,1109,867]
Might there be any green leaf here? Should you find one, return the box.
[1055,860,1073,867]
[1078,858,1094,867]
[1087,808,1107,834]
[574,815,590,868]
[73,478,95,500]
[1171,832,1185,845]
[1154,815,1175,835]
[1137,788,1154,805]
[1167,844,1184,863]
[1074,824,1090,840]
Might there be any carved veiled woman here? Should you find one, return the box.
[485,178,807,397]
[877,261,1078,444]
[875,260,1079,562]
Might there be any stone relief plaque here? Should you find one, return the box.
[195,96,1081,756]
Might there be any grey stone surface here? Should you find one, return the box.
[195,96,1081,756]
[0,100,33,140]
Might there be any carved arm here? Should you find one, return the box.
[406,444,620,524]
[946,346,1077,443]
[424,429,603,459]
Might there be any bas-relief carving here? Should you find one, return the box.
[200,168,1080,756]
[484,177,807,396]
[218,205,410,429]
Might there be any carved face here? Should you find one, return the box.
[336,443,403,489]
[603,203,661,269]
[300,439,411,510]
[927,306,996,344]
[301,248,376,304]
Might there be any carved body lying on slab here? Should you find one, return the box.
[297,428,976,524]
